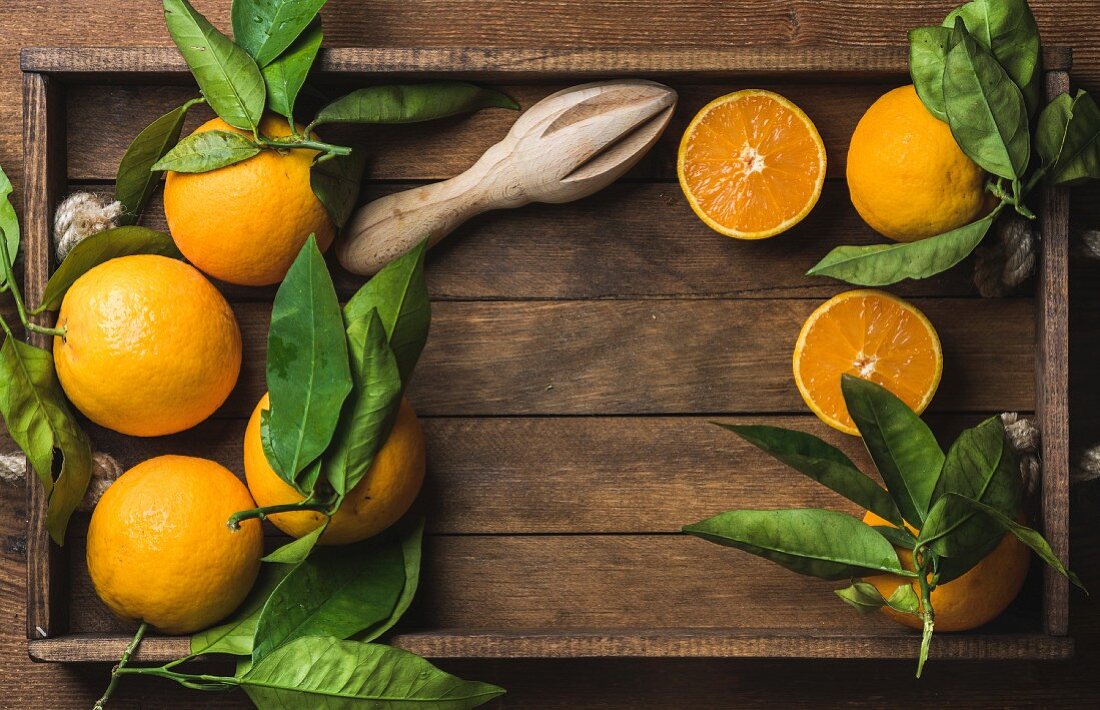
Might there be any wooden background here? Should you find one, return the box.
[2,1,1100,706]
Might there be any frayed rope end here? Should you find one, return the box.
[53,192,124,262]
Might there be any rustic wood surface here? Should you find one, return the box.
[2,1,1100,707]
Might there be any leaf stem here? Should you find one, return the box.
[227,502,331,530]
[115,665,238,691]
[93,622,147,709]
[0,234,67,339]
[257,135,352,157]
[914,546,936,678]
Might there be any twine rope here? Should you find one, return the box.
[53,192,123,261]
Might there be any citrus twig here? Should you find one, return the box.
[256,135,352,156]
[94,621,147,709]
[227,502,331,530]
[0,234,67,339]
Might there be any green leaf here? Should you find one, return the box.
[1036,90,1100,186]
[241,637,505,708]
[932,416,1021,582]
[189,562,295,657]
[909,26,952,121]
[251,537,405,664]
[343,240,431,385]
[262,522,327,564]
[841,375,944,527]
[164,0,266,131]
[310,82,518,128]
[835,581,887,613]
[806,215,995,287]
[320,310,402,496]
[151,130,263,173]
[262,19,322,123]
[35,227,182,313]
[886,583,921,614]
[232,0,328,68]
[262,235,352,490]
[310,147,367,228]
[683,509,911,580]
[114,98,203,224]
[0,337,91,545]
[943,18,1031,180]
[715,423,904,527]
[872,524,917,549]
[0,165,20,291]
[356,516,424,642]
[943,0,1042,116]
[919,493,1085,591]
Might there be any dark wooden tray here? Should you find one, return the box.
[20,45,1072,663]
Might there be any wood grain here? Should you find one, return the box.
[79,414,985,535]
[65,83,891,181]
[78,180,981,301]
[204,298,1037,419]
[1039,70,1072,637]
[21,71,67,643]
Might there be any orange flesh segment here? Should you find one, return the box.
[680,92,825,235]
[794,290,942,434]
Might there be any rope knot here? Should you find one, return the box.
[974,215,1038,298]
[53,192,124,261]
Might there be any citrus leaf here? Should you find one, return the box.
[807,215,994,286]
[1036,90,1100,186]
[943,18,1031,180]
[151,130,262,173]
[115,97,203,224]
[241,637,505,708]
[232,0,327,68]
[835,581,887,613]
[355,516,424,642]
[931,416,1021,582]
[0,336,91,545]
[251,537,405,664]
[310,82,518,128]
[320,309,402,496]
[715,423,904,527]
[310,147,367,228]
[909,26,951,121]
[0,164,20,291]
[343,240,431,385]
[683,508,912,580]
[841,375,943,528]
[262,235,352,489]
[189,562,296,657]
[943,0,1042,116]
[872,524,917,550]
[164,0,265,131]
[262,19,322,122]
[35,227,181,313]
[262,522,328,564]
[919,493,1086,591]
[886,583,921,614]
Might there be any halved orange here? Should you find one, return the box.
[677,90,826,239]
[793,290,943,435]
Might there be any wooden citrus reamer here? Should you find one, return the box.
[337,79,678,275]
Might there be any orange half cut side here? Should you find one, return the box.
[677,90,827,239]
[793,289,943,435]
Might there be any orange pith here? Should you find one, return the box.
[793,290,942,435]
[677,90,826,239]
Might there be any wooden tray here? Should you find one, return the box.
[21,46,1073,663]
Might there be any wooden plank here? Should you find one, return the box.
[21,70,67,642]
[74,180,979,301]
[1039,70,1071,637]
[202,299,1036,419]
[21,46,1074,78]
[28,630,1073,663]
[65,82,888,181]
[81,414,988,535]
[62,534,1043,637]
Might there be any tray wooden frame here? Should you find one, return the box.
[20,45,1073,663]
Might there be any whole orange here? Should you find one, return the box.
[861,510,1030,632]
[244,394,425,545]
[86,455,263,634]
[847,85,989,242]
[163,115,336,286]
[54,255,241,437]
